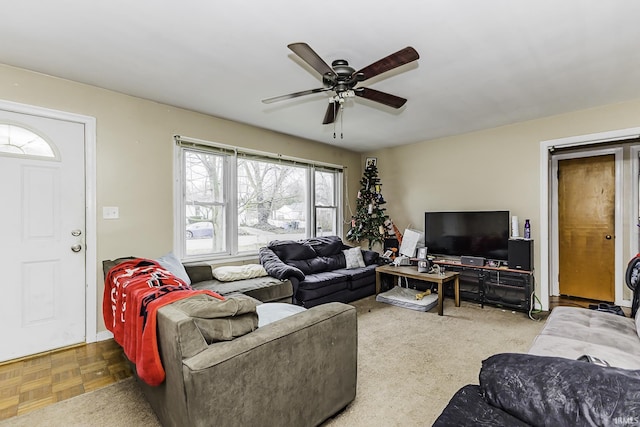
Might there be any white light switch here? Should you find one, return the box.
[103,206,119,219]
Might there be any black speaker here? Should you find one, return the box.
[461,255,486,267]
[508,239,533,271]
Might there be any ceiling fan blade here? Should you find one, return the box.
[356,47,419,81]
[355,87,407,109]
[288,43,336,78]
[262,87,331,104]
[322,102,338,124]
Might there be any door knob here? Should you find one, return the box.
[71,244,82,252]
[605,235,612,240]
[71,229,82,236]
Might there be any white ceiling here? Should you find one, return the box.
[2,1,640,152]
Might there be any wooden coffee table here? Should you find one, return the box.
[375,264,460,316]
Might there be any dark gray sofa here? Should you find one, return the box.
[433,353,640,426]
[258,235,381,308]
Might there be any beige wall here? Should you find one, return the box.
[366,98,640,302]
[0,63,362,333]
[4,60,640,333]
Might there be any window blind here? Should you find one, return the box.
[174,134,343,172]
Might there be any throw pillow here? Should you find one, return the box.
[212,264,268,282]
[172,294,258,343]
[343,247,366,269]
[155,252,191,285]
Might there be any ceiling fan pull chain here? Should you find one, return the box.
[333,101,337,139]
[340,103,344,139]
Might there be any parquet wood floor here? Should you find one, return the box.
[0,339,132,421]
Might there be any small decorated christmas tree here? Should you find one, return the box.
[346,162,390,250]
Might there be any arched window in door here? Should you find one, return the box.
[0,123,58,159]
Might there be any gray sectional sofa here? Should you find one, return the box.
[433,306,640,426]
[103,257,358,427]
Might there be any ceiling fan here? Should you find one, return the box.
[262,43,420,127]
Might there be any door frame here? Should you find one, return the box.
[550,148,622,301]
[0,99,98,343]
[540,127,640,311]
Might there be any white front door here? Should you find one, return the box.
[0,109,86,362]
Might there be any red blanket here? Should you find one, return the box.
[103,258,223,386]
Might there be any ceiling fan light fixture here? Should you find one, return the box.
[263,42,419,128]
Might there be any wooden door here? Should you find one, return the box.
[558,155,615,301]
[0,110,86,362]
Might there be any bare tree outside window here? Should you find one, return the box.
[237,158,306,251]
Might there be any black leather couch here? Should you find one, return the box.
[259,236,380,308]
[433,352,640,426]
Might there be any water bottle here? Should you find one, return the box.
[524,219,531,239]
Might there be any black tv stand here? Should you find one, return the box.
[434,259,533,313]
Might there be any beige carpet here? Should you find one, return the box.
[1,295,546,427]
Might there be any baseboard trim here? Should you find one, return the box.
[96,330,114,342]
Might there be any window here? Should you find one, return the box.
[0,124,57,159]
[237,155,307,252]
[183,149,227,257]
[176,136,343,261]
[315,169,338,237]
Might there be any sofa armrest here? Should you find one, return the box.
[181,302,357,426]
[480,353,640,426]
[259,247,305,281]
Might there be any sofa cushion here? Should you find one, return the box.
[529,334,640,370]
[191,276,293,303]
[296,280,350,303]
[268,240,316,261]
[332,264,377,290]
[480,353,640,427]
[298,271,347,290]
[343,247,365,269]
[212,264,268,282]
[536,306,640,356]
[171,294,258,343]
[286,258,320,275]
[287,254,346,275]
[305,235,344,257]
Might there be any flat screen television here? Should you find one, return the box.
[424,211,510,261]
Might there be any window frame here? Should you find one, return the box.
[174,135,343,262]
